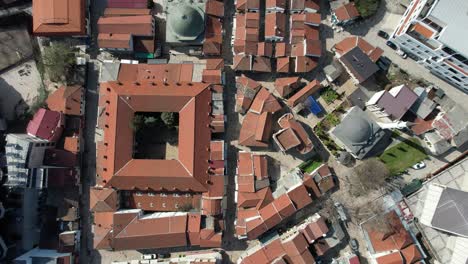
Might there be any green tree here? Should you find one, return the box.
[147,0,155,9]
[355,0,381,18]
[42,43,75,82]
[144,116,159,127]
[161,112,178,129]
[131,115,144,131]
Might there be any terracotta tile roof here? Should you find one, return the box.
[273,193,296,218]
[286,184,312,209]
[258,42,274,57]
[206,58,224,70]
[47,168,79,188]
[234,55,252,71]
[259,202,282,229]
[252,56,272,72]
[253,154,268,180]
[301,216,328,243]
[239,112,273,147]
[187,213,201,245]
[201,198,222,216]
[203,41,222,56]
[238,192,262,208]
[97,16,153,49]
[305,13,321,25]
[244,246,270,264]
[199,229,222,247]
[282,232,308,257]
[202,69,222,84]
[305,25,319,40]
[107,0,147,8]
[334,36,383,62]
[97,81,212,192]
[277,57,291,73]
[210,141,224,161]
[275,43,291,57]
[64,136,80,153]
[103,8,151,17]
[44,148,78,167]
[274,128,301,151]
[305,39,321,57]
[127,191,202,212]
[246,216,268,239]
[93,212,114,249]
[47,85,83,116]
[291,14,306,30]
[266,0,286,10]
[294,56,318,73]
[205,16,223,42]
[98,33,132,49]
[290,29,306,44]
[211,114,225,133]
[277,113,313,154]
[238,152,254,176]
[235,75,261,113]
[117,63,194,82]
[290,0,305,11]
[205,0,224,18]
[249,87,282,114]
[303,174,322,198]
[287,79,321,107]
[291,42,305,57]
[264,240,286,261]
[234,39,257,55]
[275,77,301,97]
[376,252,404,264]
[90,188,118,212]
[334,2,360,22]
[313,239,330,256]
[265,13,287,39]
[236,0,260,11]
[235,25,260,42]
[401,244,422,263]
[33,0,86,36]
[287,250,315,264]
[245,12,261,28]
[110,211,191,250]
[365,211,414,253]
[27,108,64,142]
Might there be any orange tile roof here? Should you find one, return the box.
[273,193,296,218]
[98,15,153,35]
[33,0,86,36]
[401,244,422,263]
[287,184,312,209]
[305,25,319,40]
[334,36,383,62]
[376,252,404,264]
[275,43,291,57]
[306,39,321,57]
[238,152,254,177]
[301,218,328,243]
[64,136,80,154]
[277,114,313,154]
[253,154,268,180]
[98,33,132,49]
[252,56,272,72]
[236,0,260,11]
[264,239,286,262]
[274,128,302,151]
[97,81,212,192]
[201,198,222,216]
[249,87,282,114]
[127,191,202,212]
[275,77,301,97]
[206,58,224,70]
[103,8,151,17]
[238,192,262,208]
[287,79,321,107]
[118,63,194,82]
[210,141,224,161]
[46,85,83,116]
[277,57,291,73]
[266,0,286,10]
[290,28,306,44]
[234,55,252,71]
[205,0,224,18]
[282,232,308,257]
[258,42,274,57]
[334,2,360,21]
[412,22,434,38]
[239,112,273,147]
[203,41,222,56]
[291,14,306,30]
[287,250,315,264]
[294,56,318,73]
[93,212,114,249]
[259,202,282,229]
[202,69,222,84]
[90,188,119,212]
[265,13,286,38]
[305,13,321,25]
[246,216,268,239]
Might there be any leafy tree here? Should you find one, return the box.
[131,115,144,131]
[147,0,155,9]
[161,112,178,129]
[144,116,159,127]
[355,0,380,18]
[350,158,390,197]
[42,43,75,82]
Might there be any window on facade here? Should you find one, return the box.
[148,193,155,196]
[452,76,462,82]
[136,192,143,196]
[160,193,167,197]
[173,193,180,197]
[448,68,457,74]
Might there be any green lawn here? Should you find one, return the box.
[379,138,428,175]
[299,158,323,173]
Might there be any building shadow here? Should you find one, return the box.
[345,0,388,37]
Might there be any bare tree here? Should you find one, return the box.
[349,158,390,197]
[350,200,392,234]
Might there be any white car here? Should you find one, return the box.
[412,161,426,170]
[396,49,408,59]
[141,254,157,260]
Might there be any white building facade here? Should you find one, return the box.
[391,0,468,92]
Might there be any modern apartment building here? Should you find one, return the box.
[391,0,468,92]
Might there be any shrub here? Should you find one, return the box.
[355,0,380,18]
[161,112,179,129]
[42,43,75,82]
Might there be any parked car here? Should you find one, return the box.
[386,41,398,50]
[334,202,348,222]
[141,254,157,260]
[158,253,170,259]
[350,238,359,253]
[377,56,392,71]
[396,49,408,59]
[412,161,426,170]
[378,30,389,39]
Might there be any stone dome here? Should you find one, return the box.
[346,116,372,144]
[168,5,205,40]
